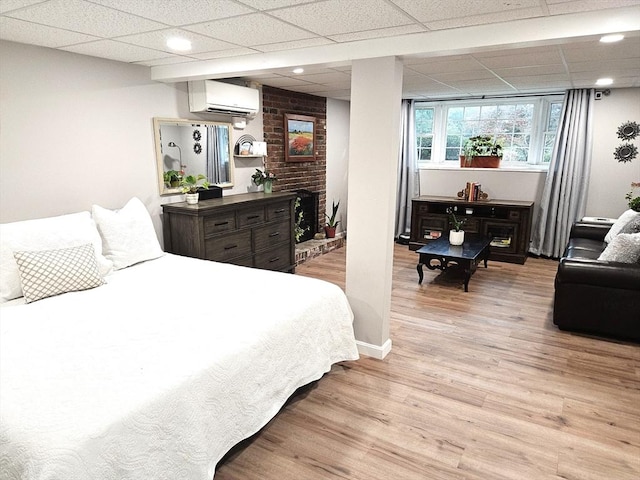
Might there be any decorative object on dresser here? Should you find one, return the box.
[179,174,209,204]
[457,182,489,201]
[162,192,296,273]
[251,168,278,194]
[410,196,533,264]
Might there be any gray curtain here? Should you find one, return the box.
[395,99,419,238]
[530,89,595,258]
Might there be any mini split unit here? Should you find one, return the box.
[188,80,259,116]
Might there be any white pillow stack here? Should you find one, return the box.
[598,209,640,263]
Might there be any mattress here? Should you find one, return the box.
[0,253,358,480]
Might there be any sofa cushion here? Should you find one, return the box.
[565,247,602,261]
[598,233,640,263]
[604,209,640,243]
[619,215,640,235]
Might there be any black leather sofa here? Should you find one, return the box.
[553,221,640,342]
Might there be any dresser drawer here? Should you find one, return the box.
[254,244,291,271]
[204,212,236,236]
[254,221,290,251]
[237,207,265,228]
[205,230,252,262]
[267,202,290,221]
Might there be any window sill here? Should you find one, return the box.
[419,163,548,173]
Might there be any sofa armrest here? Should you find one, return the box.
[569,222,612,242]
[556,258,640,290]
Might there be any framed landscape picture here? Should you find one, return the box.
[285,113,316,162]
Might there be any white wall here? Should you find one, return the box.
[586,88,640,218]
[326,98,350,232]
[0,40,262,245]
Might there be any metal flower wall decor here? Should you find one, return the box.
[614,120,639,163]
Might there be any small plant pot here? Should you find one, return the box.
[449,230,464,245]
[263,180,273,194]
[185,193,199,205]
[325,226,336,238]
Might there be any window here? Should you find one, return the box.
[415,95,563,168]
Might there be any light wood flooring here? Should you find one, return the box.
[215,244,640,480]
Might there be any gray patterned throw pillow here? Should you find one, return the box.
[13,243,104,303]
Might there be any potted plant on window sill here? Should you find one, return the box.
[447,207,466,245]
[325,200,340,238]
[180,174,209,204]
[460,135,503,168]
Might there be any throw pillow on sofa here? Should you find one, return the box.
[598,233,640,263]
[619,215,640,234]
[604,209,640,243]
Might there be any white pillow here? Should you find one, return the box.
[92,197,163,270]
[14,244,105,303]
[605,209,640,243]
[0,212,113,303]
[598,233,640,263]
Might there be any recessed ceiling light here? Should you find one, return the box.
[166,37,192,52]
[292,67,304,74]
[600,34,624,43]
[596,78,614,86]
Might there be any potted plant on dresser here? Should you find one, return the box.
[460,135,503,168]
[180,174,209,204]
[325,200,340,238]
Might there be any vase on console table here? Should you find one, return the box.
[185,193,199,205]
[449,230,464,245]
[263,180,273,194]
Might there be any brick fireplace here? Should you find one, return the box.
[262,85,326,238]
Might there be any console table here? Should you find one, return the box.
[162,192,296,273]
[409,196,534,264]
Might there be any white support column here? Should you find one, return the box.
[346,56,403,360]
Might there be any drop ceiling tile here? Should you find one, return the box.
[423,7,545,30]
[447,77,518,92]
[254,37,334,52]
[501,74,571,88]
[389,0,541,23]
[268,0,416,36]
[133,56,199,67]
[5,0,166,37]
[61,39,168,63]
[428,70,497,82]
[492,64,568,77]
[252,75,314,88]
[185,13,315,46]
[293,71,351,84]
[0,16,99,47]
[118,28,239,54]
[328,24,426,43]
[568,60,640,74]
[408,56,486,75]
[474,50,565,69]
[88,0,254,26]
[235,0,313,10]
[0,0,46,14]
[189,47,259,59]
[547,0,640,15]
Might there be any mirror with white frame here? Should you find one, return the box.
[153,117,234,196]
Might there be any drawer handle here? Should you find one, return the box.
[246,214,260,220]
[274,208,285,214]
[269,232,280,237]
[269,257,280,263]
[224,244,238,250]
[214,221,229,226]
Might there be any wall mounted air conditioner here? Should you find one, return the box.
[188,80,259,116]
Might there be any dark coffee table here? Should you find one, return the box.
[416,235,492,292]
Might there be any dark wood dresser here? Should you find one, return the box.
[409,195,534,264]
[162,192,296,273]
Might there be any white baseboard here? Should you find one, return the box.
[356,338,392,360]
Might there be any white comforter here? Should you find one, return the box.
[0,254,358,480]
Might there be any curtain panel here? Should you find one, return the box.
[395,100,419,238]
[530,89,595,258]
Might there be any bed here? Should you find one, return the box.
[0,198,359,480]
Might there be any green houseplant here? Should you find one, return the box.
[251,168,278,193]
[325,200,340,238]
[626,182,640,212]
[163,170,182,187]
[461,135,504,168]
[180,174,210,204]
[446,207,466,245]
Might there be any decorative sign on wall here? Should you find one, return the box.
[614,120,639,163]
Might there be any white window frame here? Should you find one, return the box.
[415,95,564,169]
